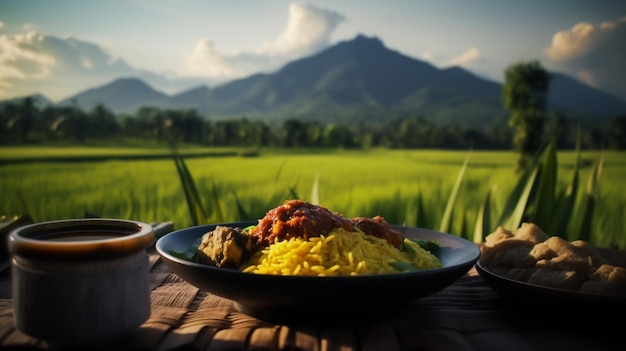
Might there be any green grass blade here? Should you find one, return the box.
[473,186,493,243]
[416,193,428,229]
[532,139,557,230]
[177,158,207,226]
[500,165,540,230]
[439,152,470,234]
[209,179,225,223]
[496,144,545,228]
[577,151,604,242]
[261,160,286,208]
[311,171,320,205]
[411,193,429,228]
[273,160,286,182]
[167,136,207,226]
[288,182,299,200]
[549,130,581,236]
[232,191,250,220]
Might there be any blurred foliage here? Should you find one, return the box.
[503,61,551,171]
[2,97,625,150]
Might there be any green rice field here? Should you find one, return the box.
[1,146,625,248]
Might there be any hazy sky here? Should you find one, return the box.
[1,0,625,102]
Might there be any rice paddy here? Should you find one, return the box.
[1,146,624,248]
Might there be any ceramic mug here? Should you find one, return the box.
[8,218,154,346]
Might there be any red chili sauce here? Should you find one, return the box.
[250,199,403,248]
[352,216,403,248]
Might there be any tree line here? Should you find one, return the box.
[1,62,625,151]
[0,101,505,149]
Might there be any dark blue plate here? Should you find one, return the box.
[156,222,480,323]
[476,260,626,315]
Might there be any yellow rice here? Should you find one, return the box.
[241,228,442,276]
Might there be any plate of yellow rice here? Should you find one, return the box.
[157,220,480,323]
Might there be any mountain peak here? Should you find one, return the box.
[337,34,386,53]
[58,76,168,112]
[110,77,152,87]
[353,33,383,46]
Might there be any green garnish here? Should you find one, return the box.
[169,249,196,262]
[408,238,440,253]
[390,261,420,272]
[169,236,203,262]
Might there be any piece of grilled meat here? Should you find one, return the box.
[197,226,257,268]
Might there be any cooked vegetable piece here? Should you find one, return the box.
[197,226,257,268]
[390,261,420,272]
[169,236,203,262]
[408,238,440,254]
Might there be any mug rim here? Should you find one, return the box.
[8,218,154,260]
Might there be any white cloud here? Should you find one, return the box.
[182,2,345,80]
[545,22,596,60]
[0,32,56,80]
[444,47,481,67]
[544,17,626,101]
[0,31,159,100]
[0,32,57,98]
[257,2,345,57]
[0,2,347,101]
[0,21,4,29]
[0,27,222,101]
[184,38,244,78]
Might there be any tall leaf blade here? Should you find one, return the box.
[473,186,493,243]
[232,191,250,220]
[532,140,557,230]
[273,160,286,182]
[288,183,299,200]
[209,179,225,223]
[496,145,545,228]
[439,152,470,234]
[414,193,428,229]
[549,131,581,236]
[577,151,604,242]
[500,165,540,230]
[167,136,207,226]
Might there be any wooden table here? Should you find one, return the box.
[1,224,624,351]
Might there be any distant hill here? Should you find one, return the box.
[548,72,626,118]
[57,77,169,113]
[4,34,626,130]
[172,35,509,127]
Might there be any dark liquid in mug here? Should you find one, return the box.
[45,233,125,241]
[34,229,128,242]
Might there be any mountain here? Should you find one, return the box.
[186,35,625,126]
[548,72,626,117]
[57,77,169,113]
[172,35,509,126]
[169,85,211,109]
[12,34,626,129]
